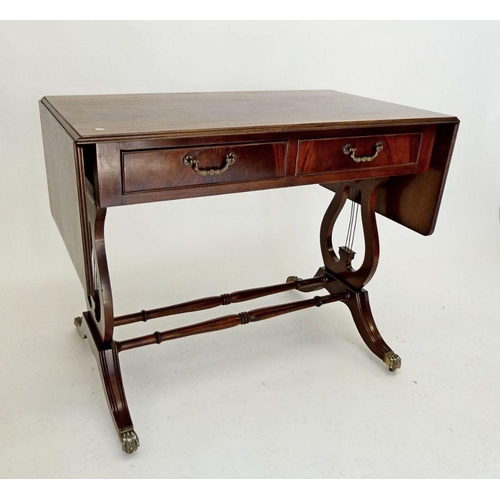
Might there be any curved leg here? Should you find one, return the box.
[343,290,401,371]
[76,312,140,453]
[319,179,401,371]
[96,342,140,454]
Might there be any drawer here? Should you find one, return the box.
[122,141,287,193]
[296,132,423,176]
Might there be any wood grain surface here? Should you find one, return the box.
[41,90,457,142]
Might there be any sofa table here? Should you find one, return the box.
[40,90,459,454]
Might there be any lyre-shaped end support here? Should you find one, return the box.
[319,179,402,371]
[320,178,386,290]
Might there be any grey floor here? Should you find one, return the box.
[2,184,499,478]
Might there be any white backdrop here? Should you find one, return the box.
[1,21,500,478]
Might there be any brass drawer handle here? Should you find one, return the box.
[343,141,383,163]
[183,152,236,176]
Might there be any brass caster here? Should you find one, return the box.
[383,351,401,371]
[74,316,87,339]
[120,428,140,454]
[286,275,300,283]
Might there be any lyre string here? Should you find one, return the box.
[345,195,355,249]
[344,188,360,252]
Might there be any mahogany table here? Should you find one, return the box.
[40,90,458,453]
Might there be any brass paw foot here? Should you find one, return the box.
[383,351,401,372]
[120,428,140,454]
[74,316,87,339]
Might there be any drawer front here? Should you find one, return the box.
[122,141,286,193]
[296,133,423,176]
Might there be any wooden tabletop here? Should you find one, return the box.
[41,90,457,143]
